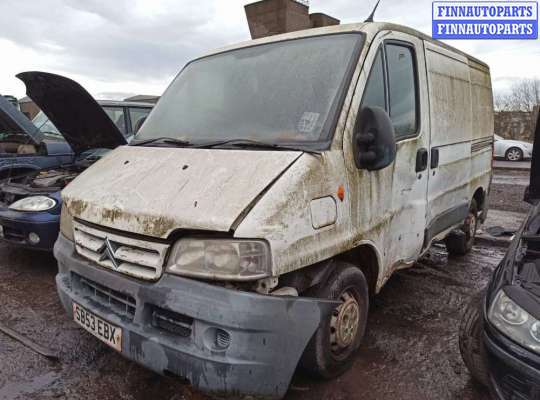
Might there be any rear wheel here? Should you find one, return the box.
[300,264,369,379]
[459,291,490,387]
[445,200,478,256]
[505,147,523,161]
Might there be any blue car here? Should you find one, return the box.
[0,71,153,251]
[1,86,153,180]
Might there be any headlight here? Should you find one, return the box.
[166,238,270,281]
[59,204,74,241]
[488,290,540,354]
[9,196,56,212]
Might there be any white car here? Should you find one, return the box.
[494,134,533,161]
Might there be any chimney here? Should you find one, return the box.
[309,13,340,28]
[245,0,340,40]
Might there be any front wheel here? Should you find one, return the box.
[459,291,490,387]
[445,200,478,256]
[505,147,523,161]
[300,264,369,379]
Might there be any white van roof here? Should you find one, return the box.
[204,22,489,70]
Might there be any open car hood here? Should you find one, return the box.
[500,206,540,321]
[529,110,540,200]
[0,95,42,144]
[17,72,127,154]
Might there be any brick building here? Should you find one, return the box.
[244,0,340,39]
[495,106,540,142]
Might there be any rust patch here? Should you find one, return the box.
[67,199,89,216]
[101,208,123,223]
[144,216,176,238]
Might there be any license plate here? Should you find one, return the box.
[73,302,122,352]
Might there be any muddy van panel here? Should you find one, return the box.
[234,149,360,276]
[56,22,493,398]
[62,146,302,236]
[424,41,493,240]
[54,235,338,399]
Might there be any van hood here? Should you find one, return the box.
[16,71,127,154]
[63,146,302,237]
[0,94,42,143]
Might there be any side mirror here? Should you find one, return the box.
[353,106,397,171]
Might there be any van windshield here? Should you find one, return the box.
[135,34,363,150]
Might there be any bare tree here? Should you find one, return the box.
[493,91,512,111]
[496,78,540,112]
[511,78,540,112]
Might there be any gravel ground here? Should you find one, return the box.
[489,169,531,214]
[0,168,526,400]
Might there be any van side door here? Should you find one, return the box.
[423,42,473,244]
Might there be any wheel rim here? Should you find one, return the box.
[330,290,360,355]
[507,149,522,161]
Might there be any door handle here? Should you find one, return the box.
[416,148,428,172]
[431,148,440,169]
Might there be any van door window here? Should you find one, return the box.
[361,49,386,110]
[385,44,418,139]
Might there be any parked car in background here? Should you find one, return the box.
[54,22,493,399]
[459,110,540,399]
[494,134,533,161]
[2,95,19,110]
[0,76,153,180]
[0,72,152,251]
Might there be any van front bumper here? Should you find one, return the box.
[54,234,337,399]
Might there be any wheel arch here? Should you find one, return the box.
[336,242,382,297]
[472,187,486,213]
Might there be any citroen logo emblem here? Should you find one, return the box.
[98,237,120,270]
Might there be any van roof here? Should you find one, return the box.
[204,22,489,69]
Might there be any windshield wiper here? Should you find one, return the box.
[130,137,194,147]
[200,139,321,154]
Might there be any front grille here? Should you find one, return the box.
[73,220,169,281]
[72,273,136,319]
[152,307,193,337]
[2,226,25,242]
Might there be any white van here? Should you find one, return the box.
[54,22,493,399]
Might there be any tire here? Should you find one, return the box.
[505,147,523,162]
[459,291,490,387]
[300,263,369,379]
[445,199,478,256]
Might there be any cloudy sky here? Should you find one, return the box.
[0,0,538,100]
